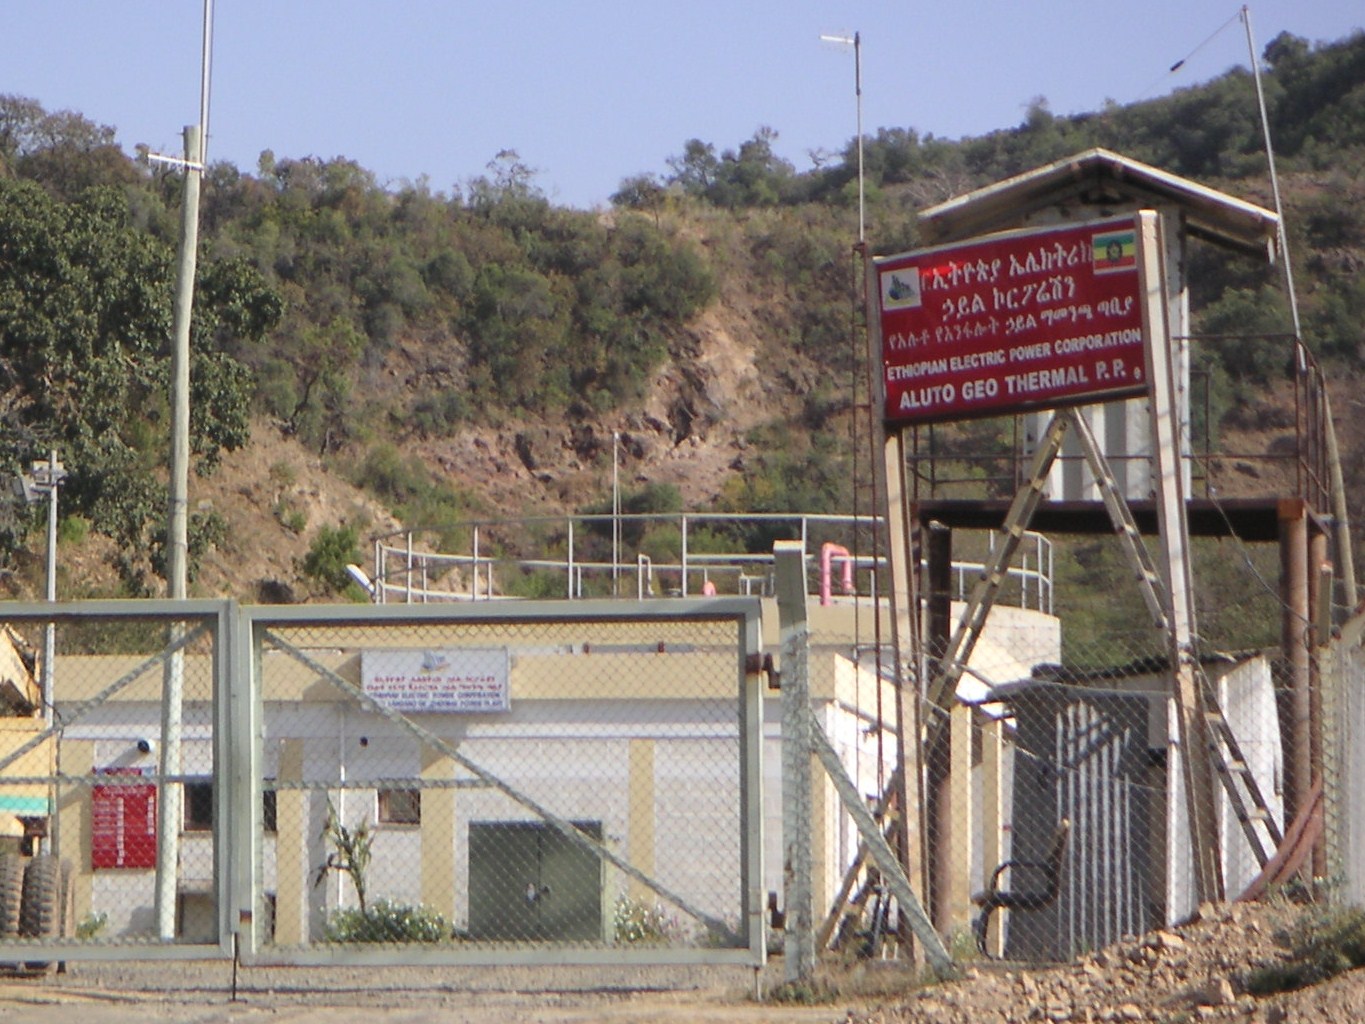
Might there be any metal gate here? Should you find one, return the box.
[0,598,765,968]
[997,680,1157,960]
[0,600,234,967]
[240,599,765,965]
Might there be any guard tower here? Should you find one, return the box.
[872,149,1344,941]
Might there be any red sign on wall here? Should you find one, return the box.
[875,216,1149,425]
[92,768,157,869]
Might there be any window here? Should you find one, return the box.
[377,788,421,825]
[261,786,277,833]
[176,892,216,943]
[184,780,213,832]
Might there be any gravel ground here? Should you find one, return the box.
[1,903,1362,1023]
[0,960,846,1023]
[848,901,1365,1024]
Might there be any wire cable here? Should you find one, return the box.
[1133,9,1243,102]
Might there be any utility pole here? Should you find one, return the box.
[155,122,202,941]
[819,31,864,243]
[155,0,214,941]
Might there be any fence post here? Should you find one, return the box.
[774,541,816,983]
[1141,210,1223,903]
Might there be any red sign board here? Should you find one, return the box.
[875,216,1149,425]
[92,768,157,869]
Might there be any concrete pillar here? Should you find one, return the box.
[947,702,974,934]
[810,742,829,922]
[59,739,94,926]
[627,739,655,903]
[274,739,307,945]
[1279,504,1311,833]
[420,746,457,919]
[925,523,952,931]
[981,717,1005,956]
[880,430,924,953]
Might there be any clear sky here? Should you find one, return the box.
[2,2,1361,209]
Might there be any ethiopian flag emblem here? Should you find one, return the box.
[1092,229,1137,274]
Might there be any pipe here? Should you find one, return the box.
[820,542,856,606]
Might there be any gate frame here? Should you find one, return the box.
[235,598,767,967]
[0,598,238,964]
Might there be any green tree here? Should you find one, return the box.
[0,95,138,198]
[0,178,278,586]
[300,523,362,592]
[666,139,719,196]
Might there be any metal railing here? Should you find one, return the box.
[904,336,1333,510]
[359,512,1054,615]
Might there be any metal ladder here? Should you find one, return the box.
[1068,409,1284,868]
[931,407,1283,868]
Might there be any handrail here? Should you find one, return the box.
[905,335,1332,511]
[360,511,1055,616]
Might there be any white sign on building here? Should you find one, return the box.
[361,647,511,713]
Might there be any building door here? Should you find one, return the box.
[467,820,603,941]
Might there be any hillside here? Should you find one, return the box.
[0,29,1362,607]
[191,301,778,602]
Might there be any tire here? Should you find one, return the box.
[0,854,24,938]
[19,854,61,973]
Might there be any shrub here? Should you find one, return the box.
[505,567,570,599]
[76,910,108,939]
[324,898,453,943]
[1247,906,1365,994]
[300,523,361,591]
[612,894,680,945]
[57,515,90,546]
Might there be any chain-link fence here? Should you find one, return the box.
[0,599,766,969]
[0,533,1355,979]
[0,600,231,966]
[1323,608,1365,910]
[793,526,1321,966]
[244,601,765,965]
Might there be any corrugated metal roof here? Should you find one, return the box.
[917,148,1279,260]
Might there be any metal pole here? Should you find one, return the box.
[41,450,61,857]
[566,519,575,599]
[680,514,689,596]
[199,0,214,167]
[1242,6,1298,340]
[42,450,59,721]
[373,538,383,604]
[820,32,864,243]
[854,32,864,245]
[1242,5,1356,613]
[615,440,623,592]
